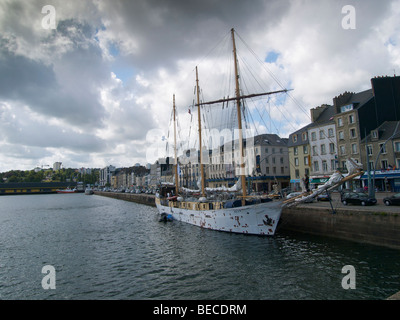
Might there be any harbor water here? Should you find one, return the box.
[0,193,399,300]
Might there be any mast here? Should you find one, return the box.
[173,94,179,196]
[196,66,206,197]
[196,90,291,107]
[231,28,247,201]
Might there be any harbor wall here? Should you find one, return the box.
[280,206,400,250]
[94,191,400,250]
[94,191,156,207]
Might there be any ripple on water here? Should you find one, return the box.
[1,194,400,300]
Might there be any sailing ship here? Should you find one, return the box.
[155,29,364,235]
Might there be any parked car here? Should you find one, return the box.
[341,192,377,206]
[383,193,400,206]
[268,191,282,199]
[317,193,331,201]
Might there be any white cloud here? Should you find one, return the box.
[0,0,398,171]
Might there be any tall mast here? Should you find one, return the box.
[173,94,179,196]
[231,28,247,201]
[196,66,206,197]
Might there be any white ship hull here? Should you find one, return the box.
[156,198,282,235]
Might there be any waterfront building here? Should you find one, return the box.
[360,121,400,192]
[207,145,234,189]
[148,163,160,188]
[115,168,130,190]
[330,75,400,189]
[252,134,290,192]
[288,126,311,191]
[99,165,116,187]
[158,157,176,185]
[205,134,289,192]
[104,165,151,190]
[307,105,338,187]
[332,89,374,173]
[286,75,400,191]
[333,76,400,170]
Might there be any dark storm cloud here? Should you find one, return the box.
[0,19,109,128]
[0,0,398,171]
[97,0,288,71]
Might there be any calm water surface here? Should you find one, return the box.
[0,193,399,300]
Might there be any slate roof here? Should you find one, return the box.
[361,121,400,143]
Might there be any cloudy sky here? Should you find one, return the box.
[0,0,399,172]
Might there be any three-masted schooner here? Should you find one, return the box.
[155,28,363,236]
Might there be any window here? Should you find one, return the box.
[302,132,308,141]
[349,114,355,124]
[381,159,388,170]
[328,128,334,138]
[369,161,375,170]
[331,159,337,171]
[303,145,308,154]
[372,130,378,139]
[294,158,299,166]
[304,156,309,165]
[339,131,344,140]
[313,161,319,172]
[395,142,400,152]
[295,169,300,179]
[281,167,284,174]
[351,143,358,154]
[322,160,328,172]
[329,143,335,154]
[338,118,343,127]
[292,135,298,143]
[340,145,346,155]
[319,130,325,139]
[311,132,317,141]
[321,144,326,155]
[379,143,387,154]
[294,147,298,155]
[367,145,373,156]
[350,128,356,139]
[312,146,318,156]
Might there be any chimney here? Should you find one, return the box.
[333,91,353,112]
[310,105,328,122]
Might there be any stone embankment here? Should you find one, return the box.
[94,191,156,207]
[280,192,400,249]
